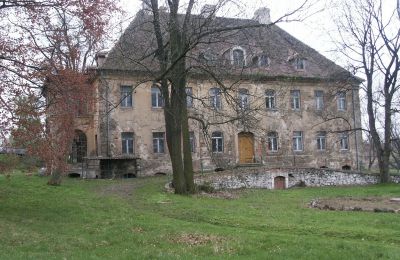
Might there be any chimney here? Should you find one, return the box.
[253,7,271,24]
[95,50,108,67]
[201,4,216,19]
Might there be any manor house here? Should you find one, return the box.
[69,7,363,178]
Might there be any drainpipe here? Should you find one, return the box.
[351,86,360,171]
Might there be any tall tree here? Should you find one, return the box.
[334,0,400,182]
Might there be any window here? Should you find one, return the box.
[267,132,278,152]
[252,56,259,67]
[259,55,269,67]
[294,58,305,70]
[209,88,222,110]
[339,133,349,150]
[232,48,245,67]
[151,86,164,108]
[120,86,132,107]
[265,90,276,109]
[315,90,324,110]
[316,131,326,151]
[189,131,195,153]
[153,132,165,153]
[238,88,249,109]
[291,90,301,110]
[186,87,193,108]
[211,131,224,152]
[293,131,303,151]
[121,132,134,154]
[337,91,347,111]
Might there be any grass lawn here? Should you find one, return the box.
[0,174,400,259]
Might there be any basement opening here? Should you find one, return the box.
[68,172,80,178]
[342,165,351,171]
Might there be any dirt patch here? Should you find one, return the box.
[196,190,243,200]
[310,197,400,213]
[95,180,142,198]
[170,233,223,246]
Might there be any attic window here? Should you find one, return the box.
[252,54,269,67]
[232,47,246,67]
[294,58,306,70]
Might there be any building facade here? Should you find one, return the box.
[72,7,363,178]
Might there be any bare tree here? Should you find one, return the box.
[334,0,400,182]
[105,0,317,194]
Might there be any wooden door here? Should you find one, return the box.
[274,176,286,189]
[239,132,254,164]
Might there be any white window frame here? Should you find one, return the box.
[265,89,276,110]
[209,87,222,110]
[151,86,163,108]
[315,90,324,110]
[238,88,250,110]
[337,91,347,111]
[153,132,165,153]
[316,131,326,151]
[120,86,133,108]
[267,132,278,152]
[293,131,303,151]
[211,131,224,153]
[121,132,134,154]
[291,90,301,110]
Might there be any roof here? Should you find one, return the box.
[100,9,359,83]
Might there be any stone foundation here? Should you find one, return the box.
[195,167,400,190]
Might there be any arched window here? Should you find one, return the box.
[209,88,222,110]
[211,131,224,152]
[259,55,269,67]
[232,48,245,67]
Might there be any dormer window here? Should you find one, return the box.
[294,58,306,70]
[232,47,246,67]
[252,54,269,67]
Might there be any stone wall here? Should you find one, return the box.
[195,167,400,190]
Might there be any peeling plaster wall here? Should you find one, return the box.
[92,73,363,176]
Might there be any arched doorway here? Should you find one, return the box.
[238,132,254,164]
[274,176,286,189]
[70,130,87,163]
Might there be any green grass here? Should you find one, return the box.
[1,174,400,259]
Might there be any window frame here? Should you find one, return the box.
[189,131,195,153]
[293,131,304,152]
[238,88,250,110]
[291,90,301,110]
[209,87,222,110]
[265,89,276,110]
[121,132,134,155]
[339,133,349,150]
[267,132,278,152]
[314,90,324,110]
[151,86,164,108]
[152,132,165,153]
[337,91,347,111]
[294,58,306,70]
[316,131,326,151]
[211,131,224,153]
[231,47,246,67]
[120,85,133,108]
